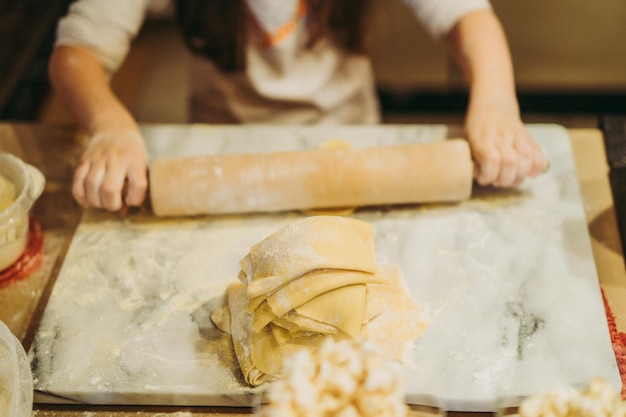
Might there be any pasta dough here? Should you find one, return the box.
[241,215,378,298]
[213,215,427,386]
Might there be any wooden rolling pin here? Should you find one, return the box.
[149,140,473,216]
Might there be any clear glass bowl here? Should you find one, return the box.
[0,320,33,417]
[0,153,45,271]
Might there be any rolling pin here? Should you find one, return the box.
[149,140,473,216]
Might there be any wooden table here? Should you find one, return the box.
[0,123,624,417]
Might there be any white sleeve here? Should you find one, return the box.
[55,0,152,73]
[402,0,492,39]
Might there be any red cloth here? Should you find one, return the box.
[0,215,44,288]
[602,288,626,398]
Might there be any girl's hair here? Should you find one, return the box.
[175,0,371,72]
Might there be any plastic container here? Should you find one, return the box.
[0,320,33,417]
[0,153,45,271]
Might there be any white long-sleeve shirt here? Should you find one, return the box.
[55,0,490,124]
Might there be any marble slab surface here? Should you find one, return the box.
[29,124,621,411]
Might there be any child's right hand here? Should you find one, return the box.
[72,129,148,211]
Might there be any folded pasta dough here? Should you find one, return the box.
[242,216,378,298]
[250,269,387,331]
[291,284,367,337]
[264,270,387,316]
[262,284,368,340]
[227,282,325,385]
[249,323,327,380]
[219,216,427,386]
[270,319,337,344]
[247,268,387,313]
[224,282,261,384]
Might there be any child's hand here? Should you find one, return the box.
[72,130,148,211]
[464,98,547,188]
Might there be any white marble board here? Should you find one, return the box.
[29,124,621,411]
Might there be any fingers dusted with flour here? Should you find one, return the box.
[72,130,148,211]
[465,98,547,187]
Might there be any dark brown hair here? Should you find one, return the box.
[175,0,370,72]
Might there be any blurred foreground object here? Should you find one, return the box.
[258,337,408,417]
[0,320,33,417]
[519,378,626,417]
